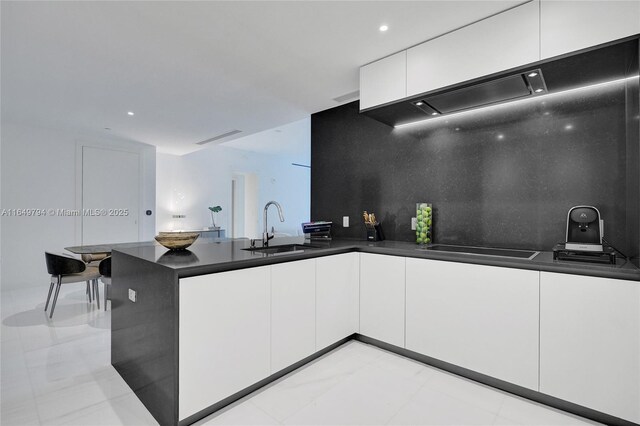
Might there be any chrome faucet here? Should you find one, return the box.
[263,201,285,246]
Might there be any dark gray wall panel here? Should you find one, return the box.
[111,251,178,426]
[311,78,639,259]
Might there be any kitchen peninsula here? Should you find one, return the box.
[111,238,640,426]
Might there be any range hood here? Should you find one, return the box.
[361,36,639,128]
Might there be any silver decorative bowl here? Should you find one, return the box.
[155,232,199,250]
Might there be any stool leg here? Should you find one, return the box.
[86,281,92,302]
[94,279,100,310]
[44,280,55,311]
[49,277,62,319]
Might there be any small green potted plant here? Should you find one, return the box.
[208,205,222,230]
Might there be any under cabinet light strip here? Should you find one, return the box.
[394,75,639,129]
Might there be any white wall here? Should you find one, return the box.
[156,118,310,238]
[0,122,155,291]
[0,117,307,291]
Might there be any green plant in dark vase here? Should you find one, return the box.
[208,205,222,229]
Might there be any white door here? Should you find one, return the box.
[82,146,140,245]
[231,174,245,238]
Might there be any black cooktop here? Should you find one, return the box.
[422,244,539,260]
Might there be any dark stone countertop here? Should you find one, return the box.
[114,237,640,282]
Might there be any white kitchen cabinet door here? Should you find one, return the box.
[359,253,406,347]
[178,267,270,420]
[359,51,407,110]
[540,272,640,423]
[541,1,640,59]
[271,259,316,373]
[406,0,540,97]
[316,253,360,349]
[405,258,539,390]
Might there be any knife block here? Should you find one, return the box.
[366,223,385,241]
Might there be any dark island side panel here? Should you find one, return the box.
[111,251,179,426]
[311,78,640,261]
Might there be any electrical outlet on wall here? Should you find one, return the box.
[128,289,137,303]
[343,216,349,227]
[411,217,417,230]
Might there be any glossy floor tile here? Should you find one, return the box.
[2,285,602,426]
[1,285,157,426]
[199,342,602,426]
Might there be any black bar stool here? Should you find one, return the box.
[44,252,101,318]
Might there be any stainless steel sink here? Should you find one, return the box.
[242,244,318,255]
[419,244,539,260]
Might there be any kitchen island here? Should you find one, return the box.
[111,238,640,426]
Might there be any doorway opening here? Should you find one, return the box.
[231,173,258,238]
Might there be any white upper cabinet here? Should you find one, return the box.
[359,51,407,110]
[406,0,540,97]
[359,253,406,347]
[540,0,640,59]
[540,272,640,423]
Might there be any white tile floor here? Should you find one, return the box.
[2,284,602,426]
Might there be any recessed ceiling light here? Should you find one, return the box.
[415,101,424,106]
[379,25,388,32]
[528,72,538,77]
[497,134,505,140]
[565,124,574,130]
[534,88,544,93]
[431,112,438,116]
[127,111,134,116]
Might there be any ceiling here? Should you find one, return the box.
[1,1,526,155]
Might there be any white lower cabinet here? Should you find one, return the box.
[316,253,360,349]
[178,266,271,421]
[405,258,539,390]
[271,259,316,373]
[540,272,640,423]
[359,253,406,347]
[176,252,639,423]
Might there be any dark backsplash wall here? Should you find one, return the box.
[311,78,640,258]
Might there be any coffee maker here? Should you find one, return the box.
[565,206,603,252]
[553,206,616,264]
